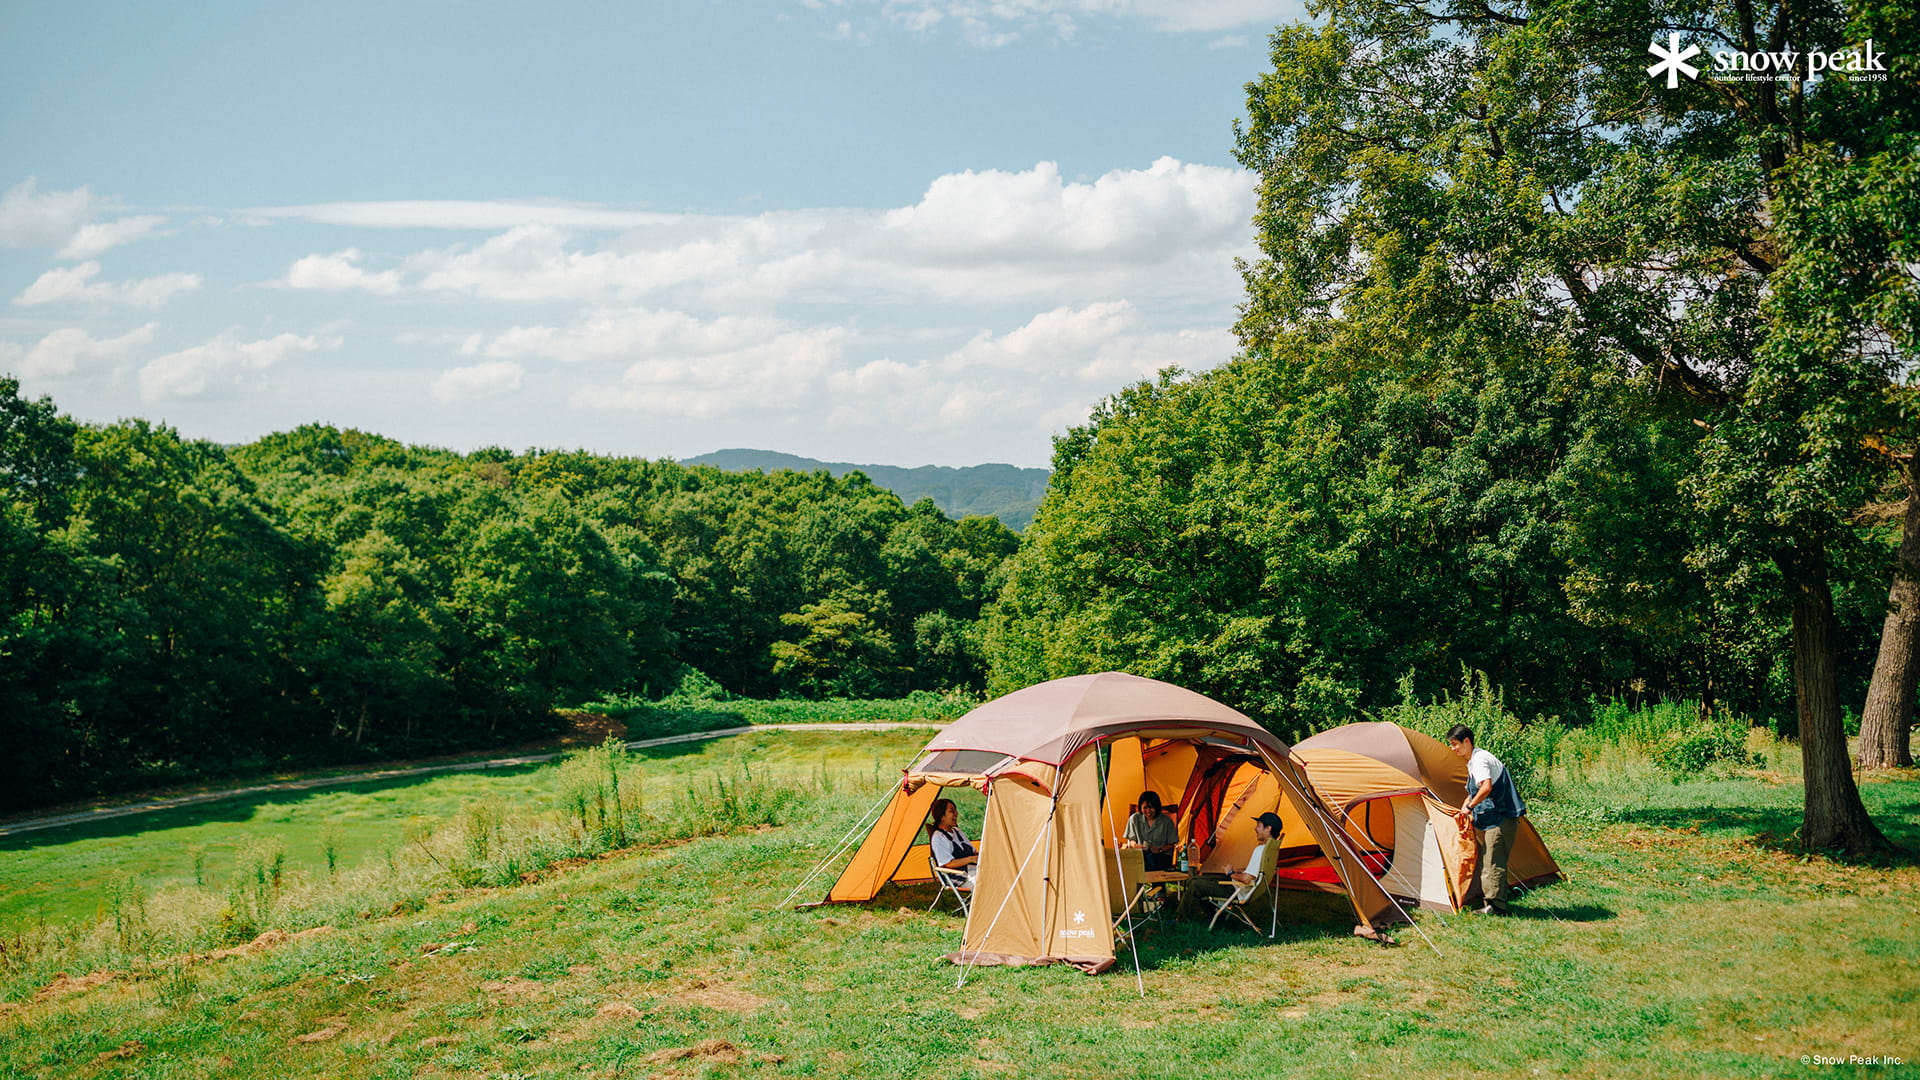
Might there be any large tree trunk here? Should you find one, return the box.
[1782,557,1892,854]
[1858,455,1920,768]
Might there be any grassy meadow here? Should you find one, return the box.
[0,704,1915,1079]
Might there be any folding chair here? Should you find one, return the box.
[1105,847,1156,949]
[1208,839,1284,937]
[928,856,973,917]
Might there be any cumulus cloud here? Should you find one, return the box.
[465,307,795,363]
[0,179,98,249]
[244,200,681,231]
[60,216,166,260]
[432,360,524,401]
[943,301,1138,371]
[2,324,157,378]
[310,159,1251,310]
[880,158,1251,263]
[138,331,338,401]
[0,179,165,257]
[283,248,403,294]
[1079,326,1237,382]
[409,224,756,302]
[14,261,203,309]
[823,0,1306,43]
[571,326,849,418]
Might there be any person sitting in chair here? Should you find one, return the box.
[1197,812,1281,902]
[1123,790,1179,872]
[928,798,978,882]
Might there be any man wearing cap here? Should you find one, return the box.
[1196,811,1283,903]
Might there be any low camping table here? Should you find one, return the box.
[1141,869,1195,920]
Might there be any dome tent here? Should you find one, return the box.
[812,673,1406,973]
[1292,721,1561,912]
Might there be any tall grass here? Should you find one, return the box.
[0,735,884,1005]
[1379,670,1565,797]
[1378,671,1789,802]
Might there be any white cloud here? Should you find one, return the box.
[467,307,794,363]
[0,179,98,249]
[409,223,761,302]
[244,200,682,231]
[572,326,848,418]
[432,360,524,401]
[3,324,157,378]
[880,158,1251,263]
[1207,34,1249,48]
[139,331,337,401]
[60,215,166,260]
[944,301,1138,371]
[0,179,165,257]
[14,261,203,309]
[826,0,1305,43]
[283,248,403,294]
[1079,326,1236,381]
[333,159,1251,310]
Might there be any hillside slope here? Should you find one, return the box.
[683,448,1048,530]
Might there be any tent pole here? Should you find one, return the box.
[955,798,1057,991]
[1254,744,1441,957]
[777,784,900,909]
[1098,740,1146,999]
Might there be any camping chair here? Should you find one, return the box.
[1105,847,1157,949]
[1207,839,1284,937]
[928,856,973,917]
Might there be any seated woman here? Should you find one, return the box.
[1123,790,1179,872]
[928,797,978,882]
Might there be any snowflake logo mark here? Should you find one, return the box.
[1072,910,1086,925]
[1648,32,1702,88]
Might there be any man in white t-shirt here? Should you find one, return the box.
[1447,724,1527,915]
[1197,812,1282,903]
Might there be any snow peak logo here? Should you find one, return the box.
[1647,35,1889,85]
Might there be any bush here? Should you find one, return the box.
[1650,721,1763,781]
[1379,669,1564,799]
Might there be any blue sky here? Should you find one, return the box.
[1,0,1304,468]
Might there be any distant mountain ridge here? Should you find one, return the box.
[682,449,1050,530]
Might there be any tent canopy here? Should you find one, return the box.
[917,672,1281,766]
[1292,721,1561,911]
[820,673,1406,972]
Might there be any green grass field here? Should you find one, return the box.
[0,730,923,929]
[1,720,1915,1079]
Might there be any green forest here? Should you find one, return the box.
[0,398,1018,810]
[4,0,1916,859]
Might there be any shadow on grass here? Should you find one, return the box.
[0,762,552,852]
[1499,903,1615,922]
[861,885,1465,971]
[1617,803,1920,866]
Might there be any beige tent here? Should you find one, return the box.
[1291,721,1561,912]
[816,673,1405,973]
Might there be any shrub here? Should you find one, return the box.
[1650,721,1764,781]
[1380,669,1564,799]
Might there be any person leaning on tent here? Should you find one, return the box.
[1195,811,1283,903]
[1447,724,1527,915]
[1123,790,1179,872]
[928,797,979,881]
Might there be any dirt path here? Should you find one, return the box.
[0,723,940,839]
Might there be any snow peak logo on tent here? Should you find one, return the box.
[1647,33,1889,87]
